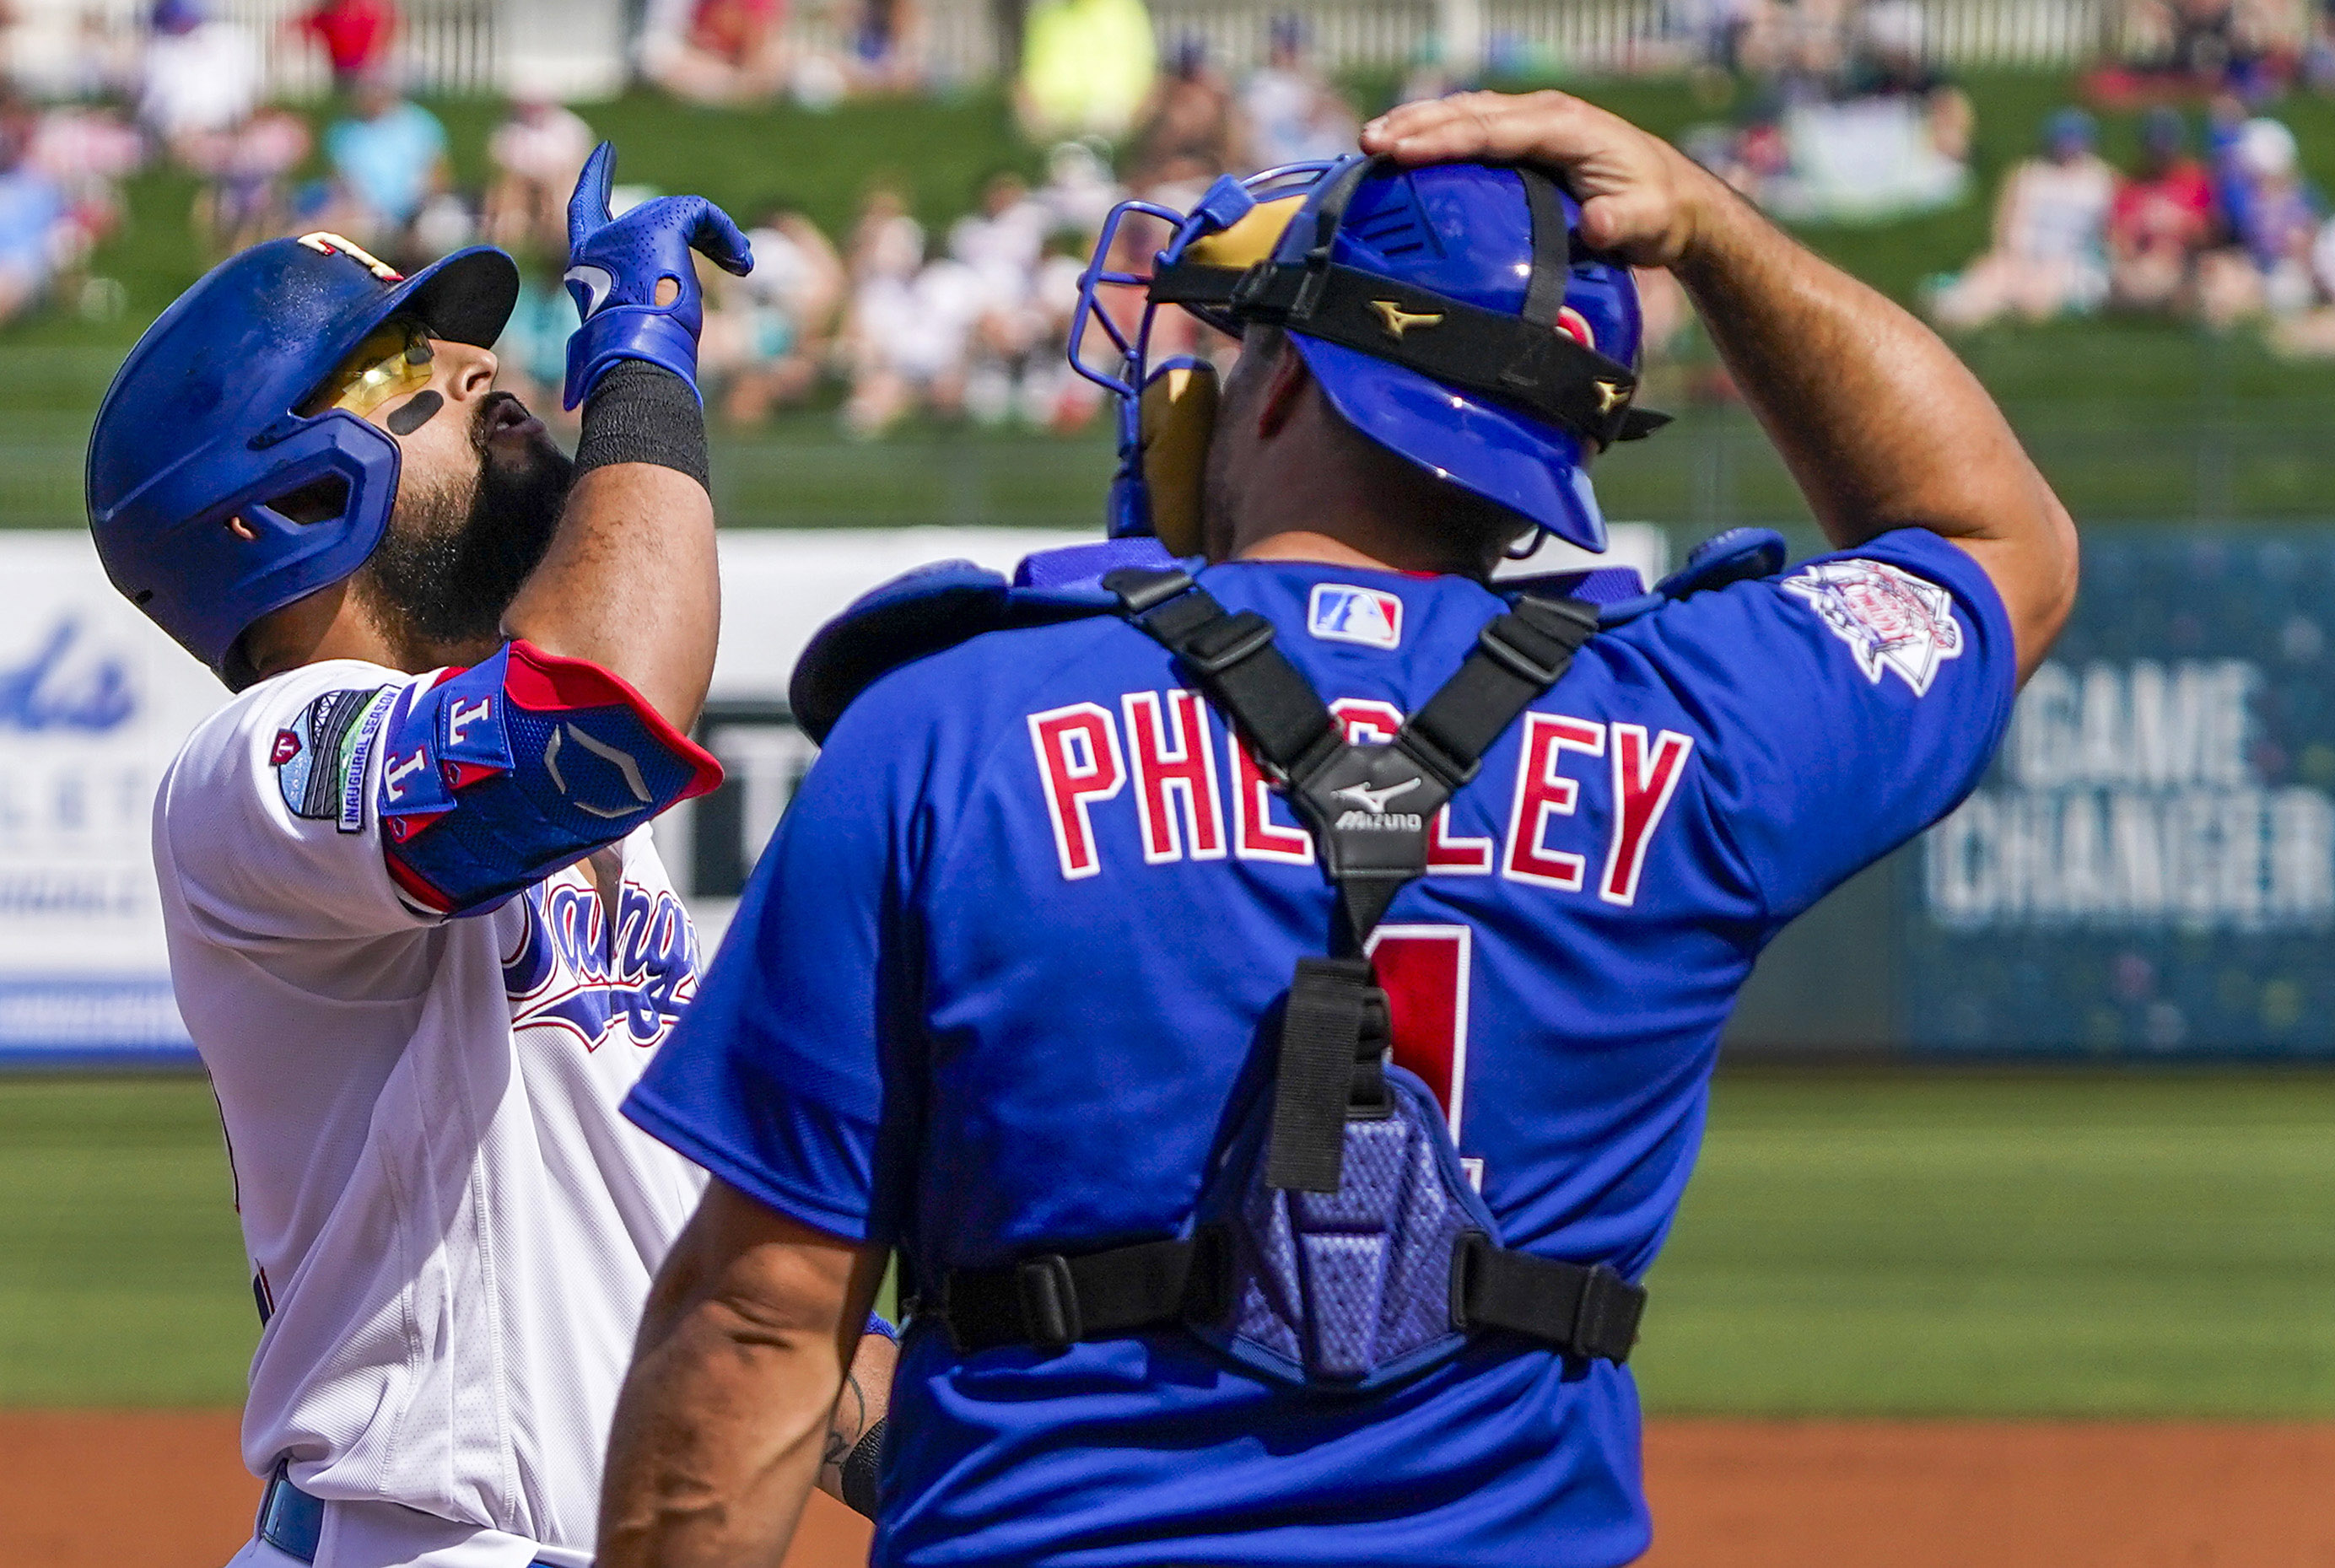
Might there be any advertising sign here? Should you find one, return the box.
[0,536,224,1064]
[1908,535,2335,1055]
[0,524,1668,1067]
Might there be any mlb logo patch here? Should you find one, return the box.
[1308,584,1404,650]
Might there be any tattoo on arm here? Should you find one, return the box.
[823,1373,869,1472]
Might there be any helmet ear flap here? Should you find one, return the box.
[1137,358,1220,558]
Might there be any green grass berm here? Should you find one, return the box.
[9,73,2335,530]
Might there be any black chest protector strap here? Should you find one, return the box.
[1103,566,1599,1191]
[916,568,1642,1368]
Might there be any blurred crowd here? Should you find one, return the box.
[1920,101,2335,343]
[647,8,1370,439]
[1679,1,1975,225]
[0,0,1364,436]
[19,0,2335,427]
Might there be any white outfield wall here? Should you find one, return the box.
[0,524,1667,1064]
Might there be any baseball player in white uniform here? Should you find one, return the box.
[85,153,895,1568]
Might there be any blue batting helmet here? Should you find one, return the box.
[1070,155,1665,556]
[87,233,520,681]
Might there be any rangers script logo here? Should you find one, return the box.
[1782,558,1965,697]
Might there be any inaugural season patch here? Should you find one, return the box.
[273,686,396,832]
[1782,558,1965,697]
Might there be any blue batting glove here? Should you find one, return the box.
[561,141,752,410]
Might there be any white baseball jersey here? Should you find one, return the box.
[154,658,709,1562]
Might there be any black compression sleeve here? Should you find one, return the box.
[840,1417,887,1518]
[571,360,710,490]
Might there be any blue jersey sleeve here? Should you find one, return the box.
[623,684,925,1244]
[1628,528,2018,923]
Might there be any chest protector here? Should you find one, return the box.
[920,564,1647,1391]
[799,530,1791,1392]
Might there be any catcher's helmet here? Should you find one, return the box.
[86,233,520,680]
[1071,155,1665,555]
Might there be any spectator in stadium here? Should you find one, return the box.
[843,0,921,93]
[2089,0,2287,105]
[2109,105,2216,312]
[484,93,594,254]
[1734,0,1849,103]
[292,0,397,92]
[26,97,144,243]
[1014,0,1157,143]
[1130,37,1241,190]
[319,69,449,259]
[1842,0,1973,164]
[1018,228,1104,429]
[1674,0,1763,75]
[0,99,74,326]
[1692,2,1968,225]
[137,0,260,166]
[841,183,970,436]
[191,105,309,255]
[941,170,1059,424]
[1033,137,1122,235]
[700,202,845,423]
[643,0,790,105]
[1928,109,2115,330]
[1238,17,1358,171]
[2198,115,2324,324]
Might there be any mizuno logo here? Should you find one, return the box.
[1333,777,1421,815]
[1368,299,1443,339]
[1336,809,1423,831]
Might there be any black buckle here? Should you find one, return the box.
[1449,1231,1489,1332]
[1180,610,1276,675]
[1476,617,1571,687]
[1572,1263,1637,1358]
[1016,1253,1082,1348]
[1102,567,1194,613]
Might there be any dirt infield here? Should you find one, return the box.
[4,1411,2330,1566]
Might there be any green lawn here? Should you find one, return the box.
[5,1070,2331,1414]
[0,1076,252,1406]
[1637,1070,2335,1418]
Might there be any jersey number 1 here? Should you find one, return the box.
[1364,924,1479,1183]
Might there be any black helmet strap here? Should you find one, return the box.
[1151,159,1669,450]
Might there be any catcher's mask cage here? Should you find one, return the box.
[1068,155,1670,558]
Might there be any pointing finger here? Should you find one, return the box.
[569,141,616,253]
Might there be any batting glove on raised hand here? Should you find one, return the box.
[562,141,753,409]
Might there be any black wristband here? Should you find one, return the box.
[839,1416,887,1519]
[572,360,709,490]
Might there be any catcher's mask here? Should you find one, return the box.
[1069,155,1669,558]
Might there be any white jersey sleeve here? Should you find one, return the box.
[156,659,431,944]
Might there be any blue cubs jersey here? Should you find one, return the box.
[625,528,2014,1568]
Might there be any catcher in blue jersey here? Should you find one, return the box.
[596,94,2079,1566]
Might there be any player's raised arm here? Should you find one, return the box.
[1363,91,2079,683]
[500,142,752,732]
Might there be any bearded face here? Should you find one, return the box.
[357,391,573,659]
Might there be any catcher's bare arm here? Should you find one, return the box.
[1364,91,2079,684]
[598,1181,892,1568]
